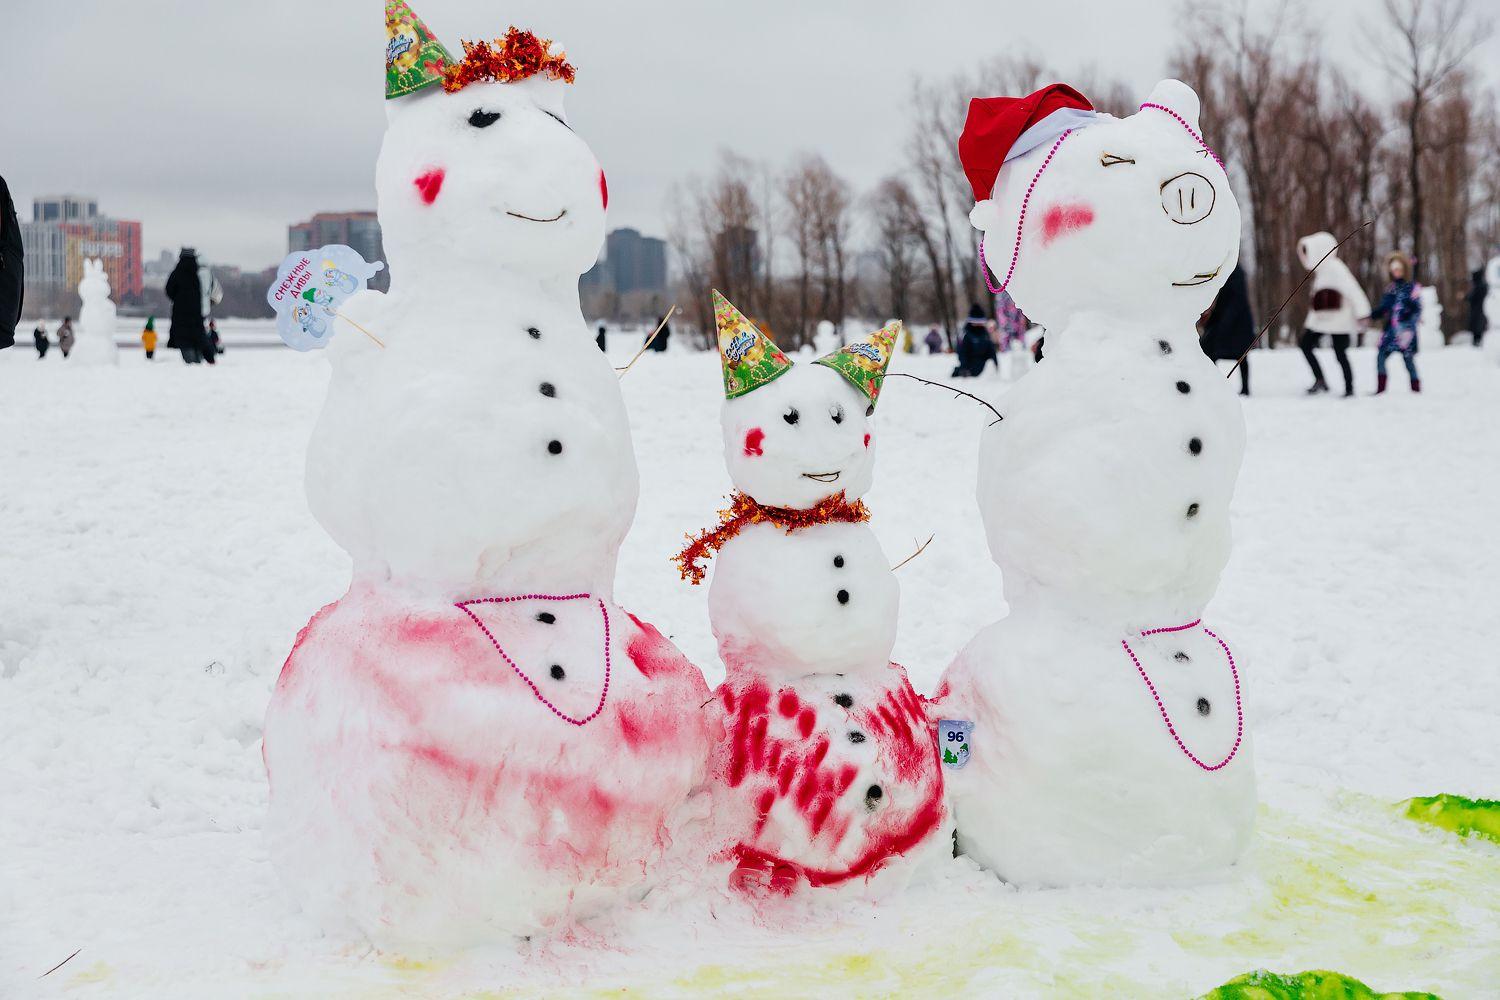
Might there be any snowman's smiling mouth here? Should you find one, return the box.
[503,209,568,223]
[1173,251,1232,287]
[802,471,841,483]
[1173,265,1222,287]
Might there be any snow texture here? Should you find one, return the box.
[941,80,1256,885]
[262,64,709,945]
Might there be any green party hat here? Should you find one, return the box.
[814,321,901,409]
[714,290,793,399]
[385,0,454,99]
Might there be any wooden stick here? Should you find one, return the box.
[875,372,1004,425]
[1225,220,1371,379]
[616,307,678,377]
[40,948,82,979]
[334,311,386,349]
[892,534,935,572]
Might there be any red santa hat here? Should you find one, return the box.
[958,84,1096,202]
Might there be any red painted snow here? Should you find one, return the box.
[711,669,944,891]
[599,169,609,210]
[864,433,871,449]
[1041,202,1094,245]
[414,168,446,205]
[743,427,765,457]
[264,592,712,883]
[624,610,686,680]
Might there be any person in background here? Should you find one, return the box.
[924,325,943,354]
[1199,263,1256,397]
[165,247,205,364]
[57,316,75,357]
[199,259,223,365]
[1468,266,1488,348]
[596,322,606,352]
[1294,232,1368,397]
[650,312,671,352]
[142,316,158,359]
[952,303,997,377]
[33,321,49,358]
[994,288,1027,353]
[1370,251,1422,394]
[0,173,22,350]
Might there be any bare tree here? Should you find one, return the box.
[866,176,926,324]
[1369,0,1492,280]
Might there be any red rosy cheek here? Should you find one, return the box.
[414,168,445,205]
[863,433,871,449]
[1041,202,1094,245]
[599,169,608,210]
[743,427,765,457]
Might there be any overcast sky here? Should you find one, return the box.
[7,0,1496,271]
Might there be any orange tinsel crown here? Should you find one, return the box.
[441,28,576,93]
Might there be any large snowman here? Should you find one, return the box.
[676,293,947,895]
[262,4,710,949]
[934,81,1255,886]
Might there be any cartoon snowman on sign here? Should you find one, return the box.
[676,293,948,896]
[934,81,1256,886]
[262,4,710,949]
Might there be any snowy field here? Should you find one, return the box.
[2,332,1498,998]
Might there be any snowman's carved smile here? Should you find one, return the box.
[503,208,568,224]
[802,471,841,483]
[1172,266,1222,287]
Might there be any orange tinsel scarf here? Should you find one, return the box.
[673,491,871,585]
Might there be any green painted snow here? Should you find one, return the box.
[1402,794,1500,845]
[1198,968,1440,1000]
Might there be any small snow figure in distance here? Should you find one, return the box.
[935,80,1256,887]
[679,292,948,897]
[72,257,120,366]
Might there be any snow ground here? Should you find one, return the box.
[2,332,1497,998]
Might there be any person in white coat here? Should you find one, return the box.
[1296,231,1370,397]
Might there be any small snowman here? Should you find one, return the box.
[677,292,947,895]
[935,81,1255,886]
[72,258,119,366]
[263,4,709,949]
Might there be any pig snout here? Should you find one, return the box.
[1161,172,1216,225]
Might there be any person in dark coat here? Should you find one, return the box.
[951,303,997,377]
[1200,263,1256,396]
[1468,267,1489,348]
[596,322,606,352]
[0,174,23,350]
[650,314,671,352]
[165,248,205,363]
[33,322,49,358]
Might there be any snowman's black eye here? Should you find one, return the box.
[783,407,800,426]
[830,404,845,425]
[865,403,874,417]
[1100,152,1135,167]
[543,109,572,131]
[469,109,501,128]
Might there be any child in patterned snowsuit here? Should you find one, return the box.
[1370,252,1422,394]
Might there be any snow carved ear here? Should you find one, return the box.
[1143,79,1200,134]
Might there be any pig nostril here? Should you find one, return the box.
[1161,172,1215,225]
